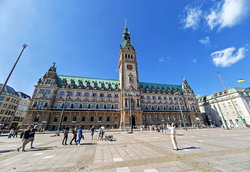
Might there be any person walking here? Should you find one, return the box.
[90,126,95,140]
[17,126,32,152]
[62,127,70,145]
[76,126,84,145]
[29,126,37,149]
[70,127,77,145]
[98,126,105,140]
[167,123,179,151]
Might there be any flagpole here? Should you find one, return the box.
[0,44,28,95]
[217,72,246,126]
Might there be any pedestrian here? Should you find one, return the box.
[8,129,14,138]
[70,127,77,145]
[76,126,84,145]
[98,126,105,140]
[90,126,95,140]
[167,123,179,151]
[29,125,38,149]
[62,127,70,145]
[13,129,18,138]
[17,126,32,152]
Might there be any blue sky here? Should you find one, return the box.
[0,0,250,97]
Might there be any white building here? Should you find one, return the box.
[11,92,31,128]
[198,88,250,127]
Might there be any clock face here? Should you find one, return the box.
[127,64,133,70]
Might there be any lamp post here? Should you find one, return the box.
[123,90,136,133]
[175,92,187,131]
[58,88,70,130]
[0,44,28,96]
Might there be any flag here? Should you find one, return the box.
[237,79,245,83]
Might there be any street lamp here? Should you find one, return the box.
[123,90,137,133]
[174,92,187,131]
[58,88,70,130]
[0,44,28,95]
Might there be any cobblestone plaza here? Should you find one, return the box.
[1,128,250,172]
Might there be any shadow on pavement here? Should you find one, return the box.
[180,146,200,150]
[79,143,97,145]
[0,149,15,154]
[28,146,58,152]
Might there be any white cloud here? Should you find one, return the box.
[206,0,249,30]
[158,57,171,63]
[182,7,202,29]
[211,47,247,67]
[199,36,210,45]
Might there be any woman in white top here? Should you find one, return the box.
[167,123,179,151]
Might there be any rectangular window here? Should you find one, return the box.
[114,104,118,109]
[91,104,96,109]
[76,92,81,96]
[59,91,64,96]
[107,104,111,109]
[92,93,97,97]
[84,92,89,96]
[75,103,80,109]
[100,93,104,97]
[67,91,73,96]
[98,116,102,121]
[65,103,71,109]
[83,104,88,109]
[107,94,112,97]
[90,116,94,121]
[107,116,110,121]
[72,116,77,121]
[39,89,45,94]
[53,116,58,122]
[114,94,119,98]
[82,116,85,121]
[99,104,104,109]
[0,96,5,101]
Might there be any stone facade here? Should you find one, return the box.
[198,88,250,127]
[22,26,202,130]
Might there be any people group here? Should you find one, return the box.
[61,125,106,145]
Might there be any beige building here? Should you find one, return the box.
[0,84,20,129]
[198,88,250,128]
[22,26,203,130]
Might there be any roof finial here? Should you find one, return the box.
[182,76,186,81]
[52,62,56,67]
[125,18,127,28]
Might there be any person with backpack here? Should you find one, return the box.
[29,126,37,148]
[17,126,32,152]
[98,126,105,140]
[70,127,77,145]
[62,127,70,145]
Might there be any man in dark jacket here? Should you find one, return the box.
[17,126,32,152]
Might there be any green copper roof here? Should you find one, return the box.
[202,87,246,101]
[57,75,182,93]
[57,75,120,91]
[140,82,182,94]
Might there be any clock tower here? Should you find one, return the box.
[118,24,142,129]
[118,26,140,91]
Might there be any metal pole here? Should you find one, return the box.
[178,98,187,131]
[130,95,133,133]
[217,72,244,125]
[0,44,28,95]
[58,88,69,130]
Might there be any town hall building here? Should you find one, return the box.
[22,26,202,130]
